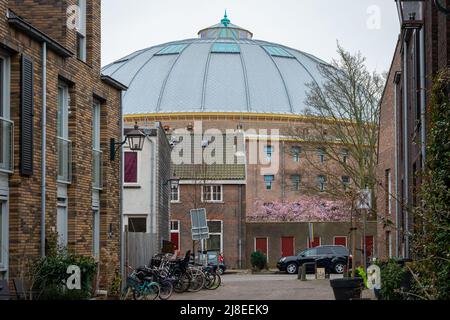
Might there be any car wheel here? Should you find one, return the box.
[286,262,298,275]
[334,262,345,274]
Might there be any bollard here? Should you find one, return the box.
[301,264,307,281]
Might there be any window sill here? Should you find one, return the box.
[0,169,13,175]
[171,201,181,204]
[202,201,224,204]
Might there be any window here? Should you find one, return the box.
[0,55,13,173]
[128,217,147,233]
[77,0,87,61]
[124,152,138,184]
[291,175,301,191]
[318,176,327,192]
[385,169,392,217]
[202,185,223,202]
[317,148,325,163]
[92,101,102,189]
[57,84,72,184]
[264,175,275,190]
[211,43,240,53]
[263,45,294,58]
[207,221,223,252]
[341,149,349,164]
[155,44,187,55]
[317,247,334,255]
[342,176,350,190]
[304,248,317,257]
[291,147,301,162]
[57,198,68,248]
[170,183,180,203]
[264,145,273,162]
[92,210,100,259]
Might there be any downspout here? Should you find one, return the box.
[147,136,155,255]
[402,35,410,258]
[419,27,426,170]
[119,93,124,284]
[394,76,400,258]
[41,42,47,258]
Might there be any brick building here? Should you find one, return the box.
[0,0,126,289]
[376,1,450,259]
[104,14,377,270]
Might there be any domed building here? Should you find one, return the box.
[104,13,377,269]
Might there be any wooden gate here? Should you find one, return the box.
[125,232,156,269]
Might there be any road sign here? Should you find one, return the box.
[190,208,209,241]
[357,189,372,210]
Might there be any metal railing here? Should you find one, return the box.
[0,117,13,173]
[92,149,103,190]
[57,137,72,184]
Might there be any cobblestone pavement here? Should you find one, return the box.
[171,273,343,300]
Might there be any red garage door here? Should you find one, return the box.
[334,236,348,247]
[255,238,268,257]
[281,237,294,257]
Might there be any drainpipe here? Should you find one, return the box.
[403,35,410,259]
[119,93,124,284]
[41,42,47,258]
[419,27,426,169]
[147,136,155,255]
[394,75,400,258]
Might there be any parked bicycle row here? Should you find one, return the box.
[120,251,222,300]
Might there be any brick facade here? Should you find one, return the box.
[0,0,123,290]
[376,1,450,259]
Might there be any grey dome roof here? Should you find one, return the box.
[102,16,328,115]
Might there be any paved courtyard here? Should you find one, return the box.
[171,273,343,300]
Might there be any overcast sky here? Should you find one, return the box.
[101,0,400,72]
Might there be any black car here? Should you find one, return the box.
[277,245,352,275]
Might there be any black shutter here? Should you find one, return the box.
[20,55,34,176]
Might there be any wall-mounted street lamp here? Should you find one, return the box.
[396,0,424,29]
[110,123,146,161]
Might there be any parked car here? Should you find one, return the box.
[277,245,352,275]
[194,251,227,275]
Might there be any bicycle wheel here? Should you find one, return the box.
[174,272,190,293]
[158,280,174,300]
[133,282,160,301]
[188,269,206,292]
[206,273,221,290]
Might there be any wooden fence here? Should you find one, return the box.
[125,232,157,269]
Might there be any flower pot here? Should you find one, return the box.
[330,278,364,300]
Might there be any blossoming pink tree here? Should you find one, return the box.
[248,197,352,223]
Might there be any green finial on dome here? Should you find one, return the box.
[221,10,230,27]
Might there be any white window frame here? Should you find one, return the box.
[264,145,273,162]
[333,236,348,248]
[264,175,275,190]
[0,200,9,278]
[57,198,68,248]
[92,209,100,259]
[92,101,102,190]
[77,0,87,62]
[0,54,13,175]
[126,215,147,233]
[170,183,180,203]
[124,150,140,186]
[387,170,392,216]
[206,220,223,253]
[201,185,223,203]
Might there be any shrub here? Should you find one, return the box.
[250,251,267,271]
[379,260,406,300]
[33,249,98,300]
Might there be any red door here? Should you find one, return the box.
[334,237,348,247]
[171,232,180,251]
[255,238,268,257]
[309,237,321,248]
[281,237,294,257]
[365,236,374,258]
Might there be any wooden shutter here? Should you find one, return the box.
[20,55,34,176]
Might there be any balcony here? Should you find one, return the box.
[57,137,72,184]
[0,117,13,173]
[92,149,103,190]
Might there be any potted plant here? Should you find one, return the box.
[330,276,364,300]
